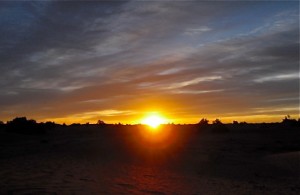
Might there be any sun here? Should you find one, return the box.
[142,114,166,129]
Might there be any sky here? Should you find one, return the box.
[0,1,299,124]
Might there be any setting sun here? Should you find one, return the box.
[142,114,166,128]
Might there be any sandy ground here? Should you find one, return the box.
[0,125,299,194]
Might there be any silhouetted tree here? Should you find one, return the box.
[6,117,45,134]
[97,120,106,125]
[239,121,247,125]
[41,121,57,130]
[198,118,209,130]
[212,118,222,125]
[233,120,239,125]
[282,115,298,127]
[211,118,229,133]
[198,118,209,125]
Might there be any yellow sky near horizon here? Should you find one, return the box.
[38,111,299,125]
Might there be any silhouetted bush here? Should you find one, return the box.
[239,121,247,125]
[211,119,229,133]
[6,117,46,135]
[0,121,4,129]
[198,118,209,125]
[41,121,57,130]
[97,120,106,125]
[198,118,209,130]
[212,119,222,125]
[233,120,239,125]
[70,123,81,127]
[97,120,107,129]
[281,115,299,127]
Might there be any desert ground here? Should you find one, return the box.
[0,124,299,194]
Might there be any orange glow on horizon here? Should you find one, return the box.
[37,112,299,125]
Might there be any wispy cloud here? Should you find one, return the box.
[72,110,137,118]
[0,1,298,123]
[172,89,224,95]
[184,26,212,36]
[254,72,299,83]
[165,76,223,89]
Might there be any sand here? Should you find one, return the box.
[0,125,299,194]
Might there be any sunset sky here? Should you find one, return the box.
[0,1,299,124]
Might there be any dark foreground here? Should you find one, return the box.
[0,125,299,194]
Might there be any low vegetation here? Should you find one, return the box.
[0,116,299,135]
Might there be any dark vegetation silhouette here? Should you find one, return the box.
[97,120,106,126]
[196,116,299,133]
[0,120,4,128]
[6,117,42,135]
[232,120,239,125]
[198,118,229,133]
[5,117,58,135]
[0,115,299,136]
[70,123,81,127]
[281,115,299,127]
[198,118,209,128]
[211,118,229,133]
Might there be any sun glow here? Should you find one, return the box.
[142,114,166,129]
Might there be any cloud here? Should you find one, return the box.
[165,76,223,90]
[0,1,298,123]
[254,72,299,83]
[184,26,212,36]
[71,109,137,118]
[171,89,225,95]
